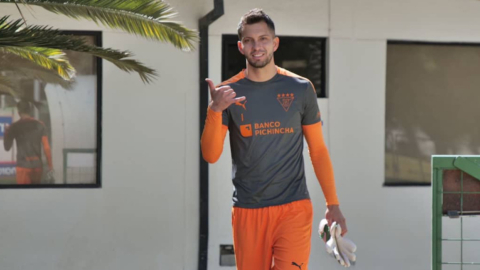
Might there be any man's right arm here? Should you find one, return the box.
[3,125,13,151]
[201,78,244,163]
[200,107,228,163]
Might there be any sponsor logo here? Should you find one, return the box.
[240,124,252,137]
[239,121,295,137]
[254,121,294,136]
[292,262,304,269]
[235,99,247,110]
[277,93,294,112]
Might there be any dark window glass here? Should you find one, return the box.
[385,42,480,186]
[222,35,327,97]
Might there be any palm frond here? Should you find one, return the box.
[17,0,39,20]
[16,66,75,89]
[0,48,74,89]
[0,75,18,97]
[0,0,199,51]
[0,16,157,83]
[0,63,74,89]
[0,16,86,48]
[0,46,76,80]
[80,47,157,83]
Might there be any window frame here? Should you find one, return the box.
[0,30,102,189]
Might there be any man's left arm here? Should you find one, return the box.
[301,81,347,235]
[303,123,347,235]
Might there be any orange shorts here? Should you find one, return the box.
[232,199,313,270]
[16,167,43,185]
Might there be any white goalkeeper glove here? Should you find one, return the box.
[45,169,55,183]
[319,219,357,267]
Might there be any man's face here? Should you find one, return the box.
[238,21,279,69]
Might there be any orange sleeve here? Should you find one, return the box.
[302,122,339,206]
[41,136,53,170]
[201,107,228,163]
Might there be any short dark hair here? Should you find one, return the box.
[17,100,32,115]
[237,8,275,40]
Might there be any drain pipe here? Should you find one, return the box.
[198,1,224,270]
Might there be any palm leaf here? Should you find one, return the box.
[0,16,88,48]
[0,75,18,97]
[0,59,74,89]
[0,16,157,83]
[77,47,157,83]
[14,66,74,89]
[0,46,76,80]
[0,0,199,51]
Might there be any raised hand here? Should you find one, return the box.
[205,78,245,112]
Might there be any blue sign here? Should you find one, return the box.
[0,163,16,177]
[0,116,12,137]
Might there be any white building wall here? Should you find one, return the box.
[0,1,206,269]
[1,0,480,269]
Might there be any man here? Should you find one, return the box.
[3,100,53,184]
[201,9,347,270]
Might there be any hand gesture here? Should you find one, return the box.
[205,78,245,112]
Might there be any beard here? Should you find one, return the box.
[246,51,273,68]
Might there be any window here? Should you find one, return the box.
[0,31,102,188]
[385,41,480,185]
[222,35,327,97]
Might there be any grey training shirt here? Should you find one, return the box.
[221,66,321,208]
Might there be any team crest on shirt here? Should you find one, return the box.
[277,93,294,112]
